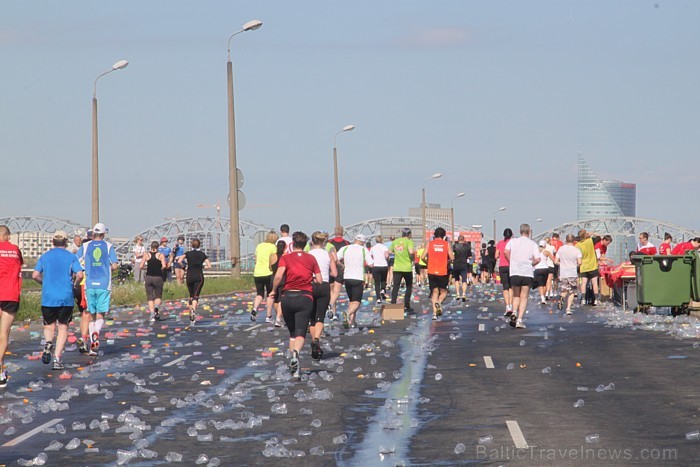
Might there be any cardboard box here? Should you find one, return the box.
[382,304,405,321]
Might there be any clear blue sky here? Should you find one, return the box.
[2,1,698,237]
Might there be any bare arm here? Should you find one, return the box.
[204,259,212,270]
[270,266,286,295]
[32,270,42,284]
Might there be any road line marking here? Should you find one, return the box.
[478,323,485,331]
[3,418,63,447]
[506,420,529,449]
[245,324,263,332]
[163,354,192,367]
[483,356,494,368]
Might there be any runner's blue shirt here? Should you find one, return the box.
[84,240,117,290]
[35,248,83,306]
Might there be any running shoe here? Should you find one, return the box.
[0,371,8,388]
[91,332,100,350]
[380,290,387,301]
[78,338,89,354]
[376,299,382,305]
[540,299,546,305]
[154,309,160,321]
[52,359,65,371]
[509,313,517,328]
[557,298,564,311]
[265,316,274,324]
[504,310,513,317]
[432,313,438,321]
[274,317,283,328]
[189,312,196,325]
[326,305,333,321]
[404,306,415,315]
[566,309,573,316]
[250,309,257,322]
[42,341,54,364]
[435,302,443,317]
[311,339,321,360]
[592,299,598,307]
[86,349,98,357]
[461,297,467,303]
[350,324,357,329]
[331,313,338,322]
[342,312,349,329]
[515,319,526,329]
[289,350,300,379]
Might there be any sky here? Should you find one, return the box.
[1,0,699,238]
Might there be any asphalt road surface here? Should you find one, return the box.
[1,283,700,466]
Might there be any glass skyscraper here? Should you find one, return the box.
[577,155,636,220]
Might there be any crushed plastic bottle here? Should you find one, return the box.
[573,399,585,408]
[585,434,600,444]
[506,363,515,370]
[478,435,494,445]
[333,434,348,444]
[685,430,700,440]
[434,373,443,381]
[454,442,466,454]
[310,446,325,456]
[165,452,183,462]
[541,367,551,374]
[195,454,209,464]
[44,440,64,451]
[65,438,81,450]
[311,419,322,428]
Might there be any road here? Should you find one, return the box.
[1,283,699,466]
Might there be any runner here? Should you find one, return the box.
[251,231,279,323]
[543,237,556,300]
[534,240,554,305]
[0,225,22,388]
[479,242,490,284]
[73,232,91,355]
[422,227,453,320]
[270,232,322,380]
[550,233,563,293]
[369,236,389,304]
[327,226,350,321]
[452,235,472,302]
[385,235,395,290]
[279,224,293,254]
[81,223,118,352]
[308,231,337,360]
[555,234,583,315]
[494,228,513,316]
[364,241,373,289]
[180,238,211,324]
[390,228,416,313]
[504,224,540,329]
[172,236,186,285]
[270,240,287,327]
[485,240,497,283]
[141,241,166,322]
[637,232,657,255]
[337,234,374,328]
[576,229,601,306]
[415,245,427,288]
[659,233,673,255]
[32,231,84,370]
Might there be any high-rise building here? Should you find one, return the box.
[577,155,636,220]
[577,154,637,262]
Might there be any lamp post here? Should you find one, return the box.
[227,19,262,278]
[450,192,465,244]
[332,124,355,231]
[92,59,129,226]
[422,173,443,247]
[532,218,543,237]
[492,206,506,241]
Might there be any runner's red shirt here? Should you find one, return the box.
[671,242,695,255]
[0,240,23,302]
[659,242,672,255]
[426,239,449,276]
[594,241,607,256]
[550,238,563,254]
[278,251,320,293]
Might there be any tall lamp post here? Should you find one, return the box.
[92,59,129,226]
[332,124,355,232]
[492,206,506,242]
[422,173,443,247]
[227,19,262,278]
[450,192,465,243]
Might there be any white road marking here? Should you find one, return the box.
[3,418,63,447]
[483,356,494,368]
[163,354,192,367]
[478,323,485,331]
[506,420,529,449]
[244,324,263,332]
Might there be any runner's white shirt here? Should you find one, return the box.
[369,243,389,267]
[338,244,373,281]
[557,244,582,279]
[505,236,539,278]
[309,248,332,283]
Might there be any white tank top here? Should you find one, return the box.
[535,249,550,270]
[309,248,331,283]
[545,244,555,268]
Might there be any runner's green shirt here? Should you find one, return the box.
[253,242,277,277]
[391,237,414,272]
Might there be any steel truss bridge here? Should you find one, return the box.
[3,215,697,267]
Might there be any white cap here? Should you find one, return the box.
[539,240,546,247]
[355,234,366,243]
[93,223,107,234]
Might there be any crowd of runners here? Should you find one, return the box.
[1,220,699,387]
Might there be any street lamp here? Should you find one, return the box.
[532,218,543,237]
[333,124,355,231]
[492,206,506,241]
[92,59,129,226]
[227,19,262,278]
[450,192,465,244]
[422,173,443,247]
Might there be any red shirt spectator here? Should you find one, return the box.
[659,242,672,255]
[671,239,700,255]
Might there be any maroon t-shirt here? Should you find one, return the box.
[279,251,320,293]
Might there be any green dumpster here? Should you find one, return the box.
[693,251,700,302]
[631,255,693,308]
